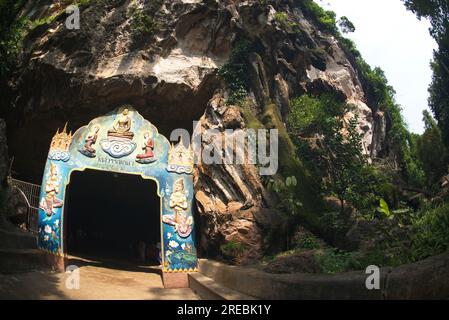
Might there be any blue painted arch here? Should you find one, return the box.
[37,106,197,272]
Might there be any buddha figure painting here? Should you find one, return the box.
[79,125,100,158]
[107,108,134,140]
[100,108,137,158]
[136,131,157,164]
[39,163,64,217]
[162,178,193,238]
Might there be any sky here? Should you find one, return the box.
[314,0,437,133]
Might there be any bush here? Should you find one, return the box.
[218,40,253,105]
[411,203,449,260]
[220,241,247,262]
[0,0,28,79]
[274,11,299,31]
[300,0,338,34]
[129,4,161,38]
[315,248,351,273]
[274,12,288,24]
[296,234,322,250]
[267,175,302,216]
[288,94,344,137]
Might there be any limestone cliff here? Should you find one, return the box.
[3,0,397,262]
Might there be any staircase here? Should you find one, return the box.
[0,220,49,273]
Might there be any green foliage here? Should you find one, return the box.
[377,198,392,218]
[239,100,264,130]
[129,4,161,38]
[288,94,369,212]
[323,114,367,212]
[218,41,253,105]
[337,32,425,190]
[77,0,91,6]
[338,16,355,33]
[413,110,449,189]
[315,248,352,274]
[274,11,299,31]
[349,166,393,212]
[288,94,343,136]
[349,246,411,269]
[267,176,303,216]
[296,234,322,250]
[402,0,448,42]
[377,182,400,209]
[411,203,449,260]
[337,33,417,182]
[338,37,361,57]
[300,0,338,34]
[29,13,62,30]
[0,0,28,79]
[220,241,247,261]
[354,203,449,267]
[274,12,288,24]
[262,102,325,231]
[403,0,449,149]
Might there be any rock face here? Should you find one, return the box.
[4,0,395,262]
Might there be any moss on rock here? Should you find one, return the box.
[261,103,325,231]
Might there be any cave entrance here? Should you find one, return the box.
[38,107,197,288]
[64,169,161,266]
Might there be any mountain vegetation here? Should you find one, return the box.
[0,0,448,272]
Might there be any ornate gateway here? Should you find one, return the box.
[38,106,197,288]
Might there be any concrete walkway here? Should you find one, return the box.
[0,256,199,300]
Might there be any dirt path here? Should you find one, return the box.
[0,257,199,300]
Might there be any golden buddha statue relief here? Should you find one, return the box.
[107,108,134,140]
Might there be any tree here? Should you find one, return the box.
[288,94,369,213]
[414,110,449,188]
[403,0,449,148]
[322,114,366,212]
[338,16,355,34]
[0,0,28,118]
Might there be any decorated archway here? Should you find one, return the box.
[37,106,197,288]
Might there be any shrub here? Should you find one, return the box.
[129,5,161,38]
[220,241,247,262]
[267,175,302,216]
[300,0,338,34]
[274,12,288,24]
[274,11,299,31]
[288,94,344,137]
[411,203,449,260]
[296,234,322,250]
[218,40,253,105]
[0,0,28,79]
[315,248,351,273]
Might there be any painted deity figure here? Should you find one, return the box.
[39,163,63,217]
[162,179,193,238]
[107,108,134,140]
[136,131,157,164]
[79,125,99,158]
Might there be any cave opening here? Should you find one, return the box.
[64,169,161,266]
